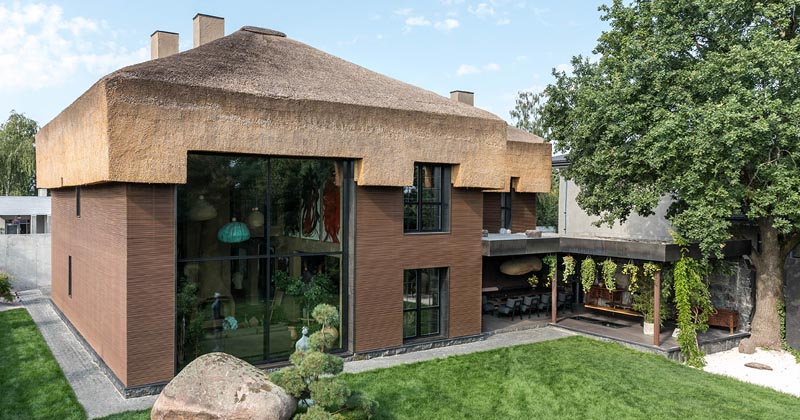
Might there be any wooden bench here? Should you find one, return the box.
[707,307,739,334]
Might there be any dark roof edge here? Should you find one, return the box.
[194,13,224,20]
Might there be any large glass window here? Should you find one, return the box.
[403,163,450,233]
[176,154,351,371]
[500,191,512,230]
[403,268,446,340]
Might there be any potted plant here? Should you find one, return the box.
[631,263,672,335]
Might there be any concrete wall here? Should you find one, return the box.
[558,177,674,241]
[785,254,800,351]
[0,233,51,290]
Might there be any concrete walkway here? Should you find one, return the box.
[344,326,575,374]
[17,287,575,418]
[18,289,157,419]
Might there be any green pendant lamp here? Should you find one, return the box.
[218,217,251,243]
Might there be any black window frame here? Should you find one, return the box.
[500,191,512,230]
[76,186,81,218]
[403,267,446,340]
[403,163,450,233]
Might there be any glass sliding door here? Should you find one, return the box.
[176,154,350,371]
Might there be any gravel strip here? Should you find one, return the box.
[703,347,800,397]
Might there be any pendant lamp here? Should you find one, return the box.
[218,218,251,243]
[189,195,217,221]
[246,207,265,228]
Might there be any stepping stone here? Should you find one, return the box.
[744,362,773,371]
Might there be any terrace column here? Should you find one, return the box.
[653,271,661,346]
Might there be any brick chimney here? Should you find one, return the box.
[150,31,179,59]
[450,90,474,106]
[193,13,224,47]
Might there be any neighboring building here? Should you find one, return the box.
[0,191,51,235]
[35,15,551,394]
[0,191,52,291]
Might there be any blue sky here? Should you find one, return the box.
[0,1,608,126]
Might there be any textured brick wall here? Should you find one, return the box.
[511,191,537,232]
[482,193,501,233]
[126,184,175,386]
[52,183,176,388]
[354,186,483,352]
[52,185,130,384]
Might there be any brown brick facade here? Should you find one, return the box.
[52,183,175,388]
[511,192,537,232]
[354,186,483,352]
[482,192,501,233]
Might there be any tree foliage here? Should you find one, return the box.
[542,0,800,347]
[0,111,38,196]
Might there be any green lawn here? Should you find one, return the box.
[342,336,800,420]
[4,307,799,420]
[0,308,149,420]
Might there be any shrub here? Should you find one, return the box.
[271,303,377,419]
[0,273,14,302]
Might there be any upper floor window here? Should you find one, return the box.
[403,163,450,233]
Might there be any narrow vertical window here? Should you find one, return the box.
[500,191,512,230]
[76,186,81,218]
[68,256,72,298]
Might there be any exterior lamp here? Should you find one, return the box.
[217,218,250,243]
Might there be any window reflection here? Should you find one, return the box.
[176,154,348,370]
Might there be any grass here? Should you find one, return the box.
[0,308,149,420]
[342,335,800,420]
[4,307,800,420]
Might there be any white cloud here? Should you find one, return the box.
[0,3,146,91]
[337,36,360,47]
[516,55,528,62]
[468,3,495,17]
[394,8,414,16]
[456,64,481,76]
[440,0,465,5]
[405,16,432,27]
[496,17,511,25]
[434,18,460,31]
[483,62,500,71]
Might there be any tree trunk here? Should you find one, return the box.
[739,219,784,353]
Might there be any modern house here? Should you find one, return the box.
[35,15,551,395]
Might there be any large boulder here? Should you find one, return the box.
[151,352,296,420]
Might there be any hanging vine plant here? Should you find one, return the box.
[542,254,557,287]
[580,257,596,293]
[622,263,639,293]
[673,250,712,368]
[562,255,576,283]
[600,259,618,291]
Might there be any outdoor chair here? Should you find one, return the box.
[482,295,496,315]
[520,295,537,318]
[558,292,573,312]
[537,294,552,317]
[497,298,521,321]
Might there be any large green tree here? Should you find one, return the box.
[0,111,38,196]
[542,0,800,351]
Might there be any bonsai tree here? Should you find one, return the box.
[271,304,377,420]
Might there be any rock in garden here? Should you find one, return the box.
[744,362,773,371]
[151,352,295,420]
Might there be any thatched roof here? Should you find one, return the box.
[112,27,500,121]
[36,26,551,192]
